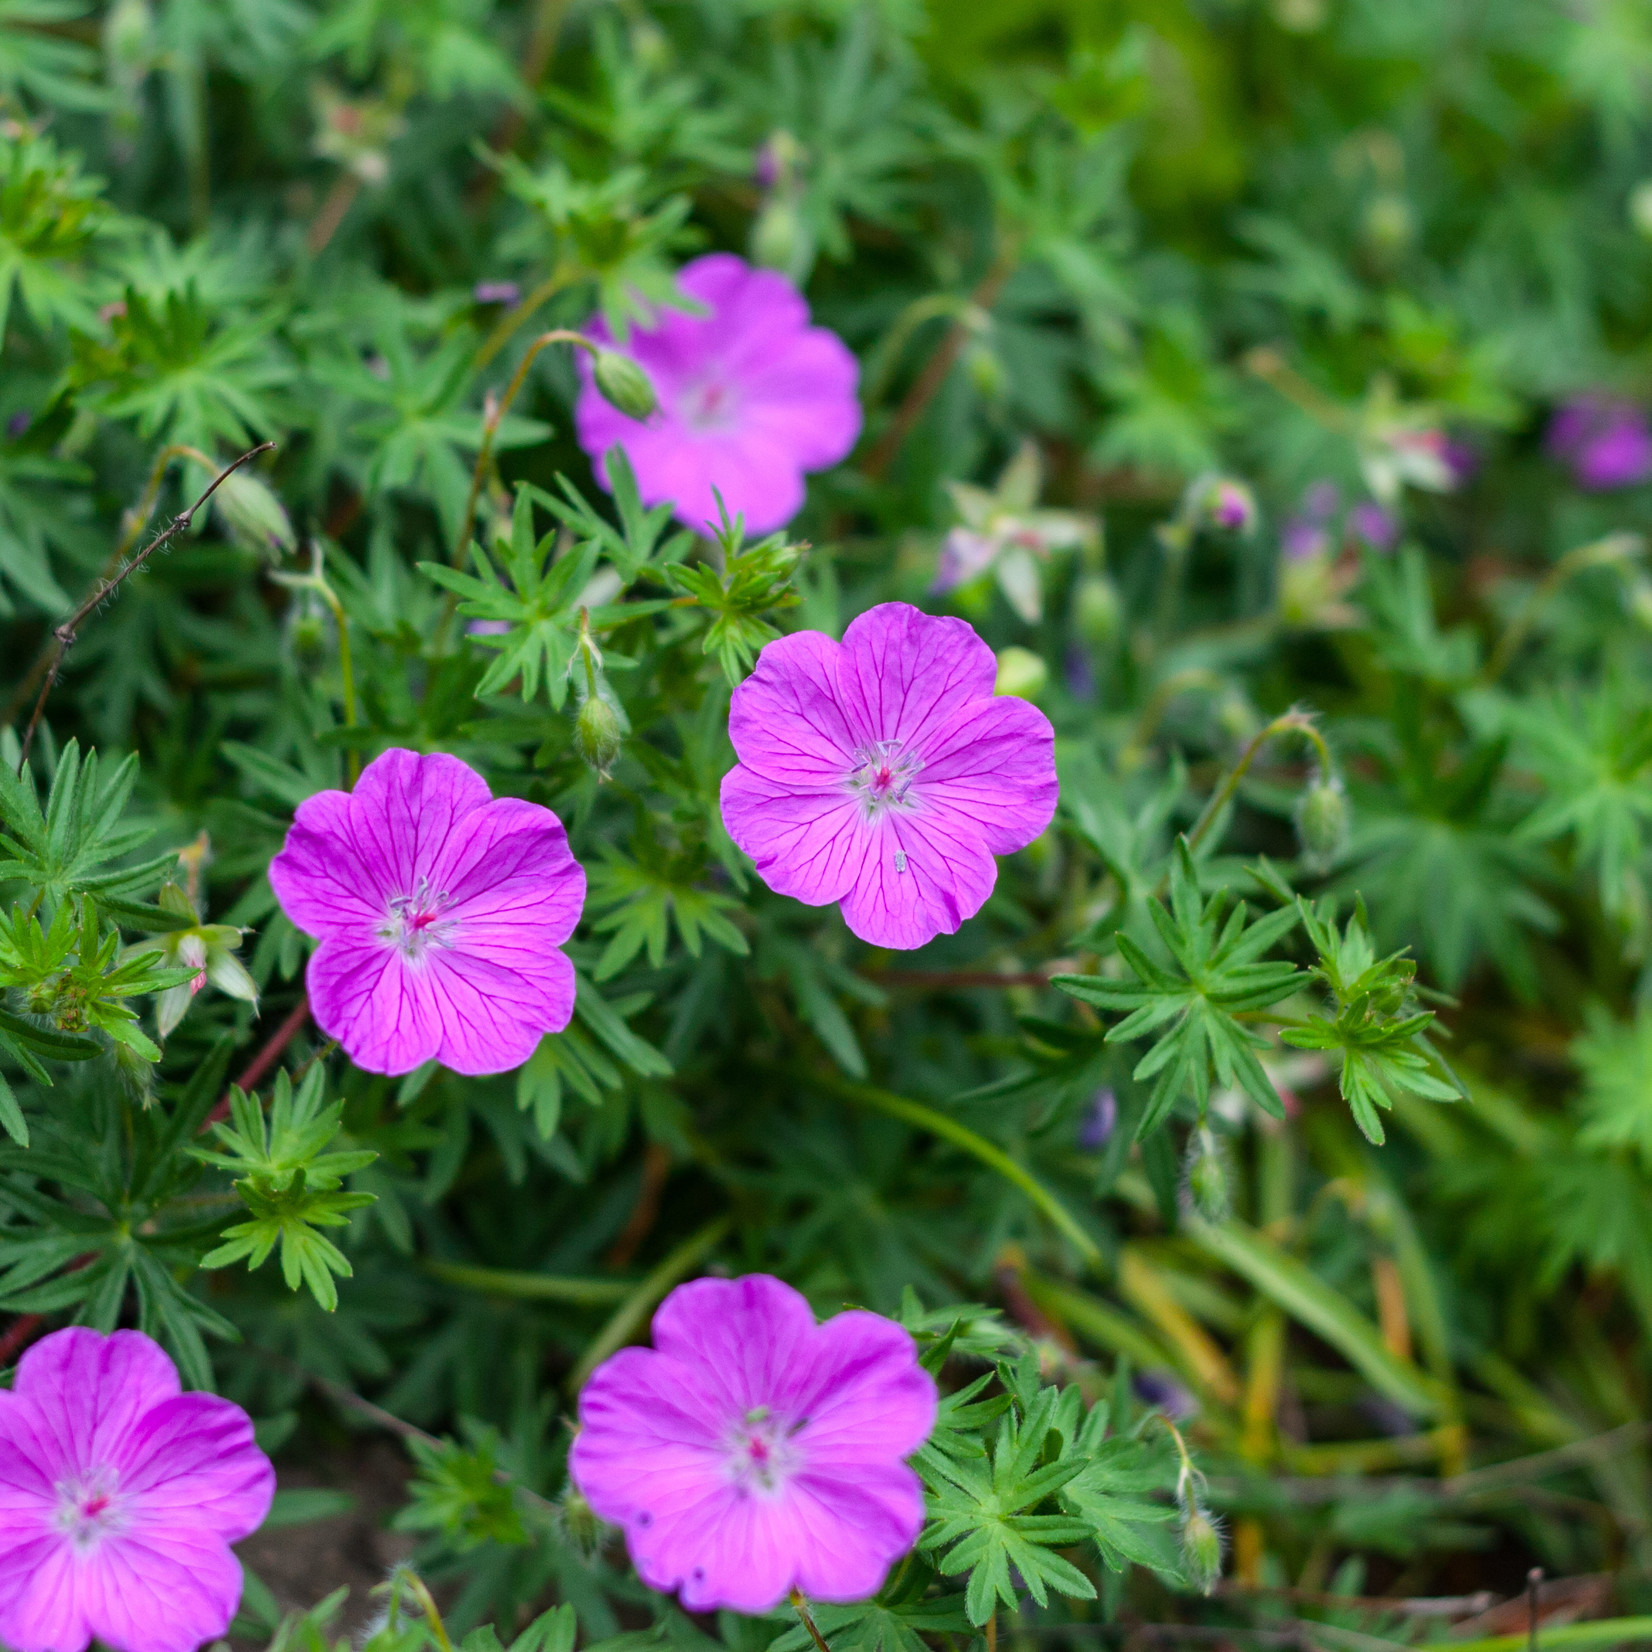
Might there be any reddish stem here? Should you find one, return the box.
[202,994,312,1130]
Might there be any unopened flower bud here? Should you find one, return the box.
[1295,770,1349,868]
[994,646,1048,700]
[212,468,295,559]
[287,600,332,668]
[1362,193,1413,255]
[964,339,1006,401]
[750,195,813,282]
[1202,478,1257,535]
[593,350,657,422]
[1630,180,1652,240]
[1072,573,1122,646]
[1179,1505,1224,1594]
[559,1487,601,1552]
[104,0,154,80]
[1184,1126,1229,1222]
[575,688,627,779]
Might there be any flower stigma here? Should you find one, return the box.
[379,877,456,963]
[55,1469,126,1550]
[850,740,922,815]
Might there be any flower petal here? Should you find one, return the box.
[306,936,443,1077]
[917,692,1058,856]
[118,1393,274,1540]
[427,943,576,1075]
[837,603,998,755]
[432,796,586,943]
[267,788,389,937]
[78,1529,245,1652]
[345,748,493,895]
[719,766,864,908]
[836,806,997,950]
[727,630,857,785]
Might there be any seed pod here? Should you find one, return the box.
[1072,573,1122,647]
[1295,770,1350,868]
[1184,1126,1229,1222]
[1179,1505,1224,1594]
[593,350,658,422]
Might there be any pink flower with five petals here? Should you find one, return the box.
[0,1328,274,1652]
[571,1273,936,1615]
[719,602,1058,949]
[269,748,586,1076]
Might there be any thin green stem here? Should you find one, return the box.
[568,1214,732,1391]
[391,1571,453,1652]
[805,1070,1102,1269]
[474,263,581,372]
[423,1259,633,1303]
[1480,531,1643,684]
[452,327,596,569]
[273,543,358,783]
[1182,709,1333,861]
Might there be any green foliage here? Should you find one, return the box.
[0,0,1651,1643]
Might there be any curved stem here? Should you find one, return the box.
[861,292,973,408]
[1183,709,1333,860]
[792,1592,834,1652]
[452,327,596,569]
[1480,531,1643,684]
[473,263,582,372]
[568,1214,731,1391]
[806,1070,1102,1269]
[423,1259,632,1303]
[16,443,276,770]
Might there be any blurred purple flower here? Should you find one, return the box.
[6,411,29,438]
[1547,395,1652,491]
[1133,1370,1197,1420]
[1350,500,1398,552]
[571,1274,936,1613]
[1078,1088,1117,1149]
[473,280,520,307]
[465,618,512,636]
[575,253,861,536]
[1303,480,1340,521]
[719,603,1058,950]
[0,1328,274,1652]
[1064,644,1096,702]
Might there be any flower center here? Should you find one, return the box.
[681,376,738,432]
[848,739,921,814]
[378,877,456,963]
[55,1469,126,1550]
[725,1405,802,1497]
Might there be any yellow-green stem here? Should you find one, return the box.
[568,1215,731,1391]
[1480,531,1643,684]
[452,327,596,569]
[474,263,581,371]
[791,1591,833,1652]
[1182,709,1334,861]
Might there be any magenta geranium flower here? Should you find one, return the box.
[269,747,585,1076]
[1547,394,1652,490]
[571,1273,936,1614]
[575,252,861,536]
[719,602,1058,949]
[0,1328,274,1652]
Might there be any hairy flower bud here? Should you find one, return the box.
[1072,573,1122,647]
[964,339,1006,400]
[1179,1505,1224,1594]
[211,468,295,559]
[1295,770,1349,868]
[750,195,813,283]
[575,685,629,780]
[593,350,658,422]
[1184,1126,1229,1222]
[994,646,1048,700]
[1200,477,1257,535]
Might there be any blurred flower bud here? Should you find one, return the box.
[963,339,1007,400]
[1271,0,1325,29]
[994,646,1048,700]
[1627,575,1652,632]
[750,194,814,282]
[1184,1126,1230,1222]
[473,280,520,307]
[1631,180,1652,240]
[558,1487,601,1553]
[592,350,657,422]
[575,684,629,780]
[1295,770,1349,868]
[104,0,154,86]
[1179,1506,1224,1594]
[1072,573,1122,647]
[287,596,333,669]
[1362,193,1413,255]
[1200,477,1257,535]
[211,468,295,559]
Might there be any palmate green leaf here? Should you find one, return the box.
[1282,897,1463,1144]
[544,447,694,585]
[1054,839,1303,1136]
[0,0,104,111]
[1571,1003,1652,1166]
[1504,676,1652,922]
[662,520,804,682]
[585,847,750,979]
